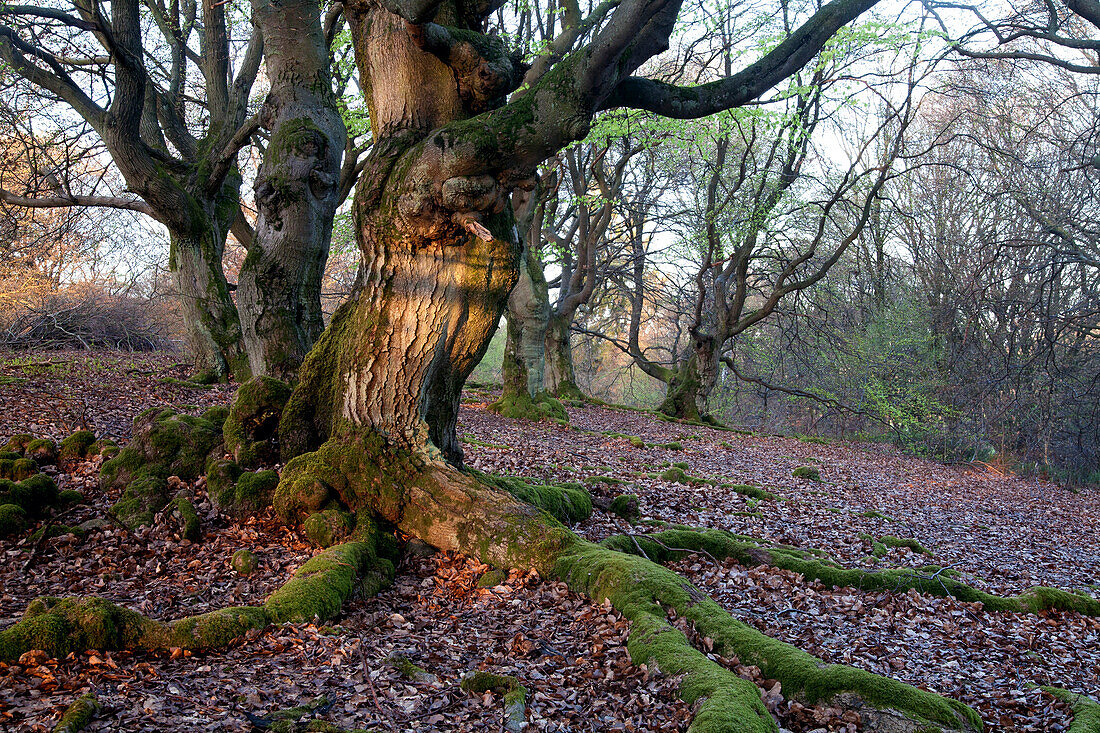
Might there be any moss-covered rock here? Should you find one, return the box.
[303,509,354,547]
[792,465,822,481]
[59,432,95,461]
[89,439,119,459]
[110,475,169,528]
[0,457,39,481]
[58,490,85,505]
[608,494,641,523]
[0,450,20,461]
[0,503,27,537]
[0,474,60,517]
[224,377,292,467]
[26,438,59,464]
[488,390,568,423]
[54,692,99,733]
[232,549,259,575]
[172,497,201,541]
[209,464,277,520]
[461,670,527,732]
[477,569,507,588]
[3,434,33,454]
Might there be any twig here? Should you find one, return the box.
[360,638,398,730]
[623,533,722,567]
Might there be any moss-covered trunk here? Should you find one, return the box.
[545,312,584,400]
[658,340,719,422]
[168,217,248,383]
[236,0,346,383]
[502,239,550,401]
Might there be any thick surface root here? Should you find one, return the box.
[0,533,395,662]
[602,525,1100,617]
[1044,687,1100,733]
[271,437,982,733]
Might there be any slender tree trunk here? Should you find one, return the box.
[500,244,550,400]
[167,207,248,383]
[237,0,346,383]
[545,312,584,400]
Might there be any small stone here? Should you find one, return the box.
[232,549,259,575]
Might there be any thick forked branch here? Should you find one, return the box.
[375,0,445,23]
[601,0,880,117]
[205,114,261,194]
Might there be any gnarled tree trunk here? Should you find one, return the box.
[545,312,584,400]
[237,0,346,383]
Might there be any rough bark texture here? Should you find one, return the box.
[237,0,346,383]
[167,201,248,383]
[657,343,720,422]
[545,312,584,400]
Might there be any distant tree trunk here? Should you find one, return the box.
[545,312,584,400]
[168,212,248,383]
[237,0,346,383]
[500,243,550,398]
[657,339,720,422]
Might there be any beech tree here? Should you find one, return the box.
[0,0,345,382]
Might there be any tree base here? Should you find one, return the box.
[488,390,569,423]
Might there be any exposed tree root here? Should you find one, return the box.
[1044,687,1100,733]
[53,692,98,733]
[0,532,396,662]
[488,389,568,423]
[602,526,1100,616]
[271,438,983,732]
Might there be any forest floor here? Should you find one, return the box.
[1,351,1098,732]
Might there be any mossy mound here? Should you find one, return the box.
[477,568,507,588]
[89,439,119,459]
[110,475,170,528]
[0,450,20,461]
[0,457,39,481]
[59,490,85,505]
[608,494,641,523]
[303,509,354,547]
[232,549,259,575]
[0,533,398,662]
[0,474,60,517]
[101,408,226,527]
[792,465,822,481]
[59,432,96,460]
[488,390,569,423]
[3,434,33,454]
[224,377,292,468]
[209,463,278,520]
[26,438,59,464]
[0,503,28,537]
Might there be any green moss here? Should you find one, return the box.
[0,503,27,537]
[0,473,60,517]
[656,442,684,451]
[3,434,33,454]
[0,457,39,481]
[792,466,822,481]
[303,509,354,547]
[860,510,896,521]
[101,409,222,493]
[726,484,778,501]
[604,432,647,448]
[30,524,84,542]
[214,469,279,519]
[556,542,981,733]
[232,549,259,575]
[59,432,95,460]
[488,390,569,423]
[477,568,507,587]
[167,605,270,649]
[26,438,59,464]
[265,541,392,623]
[110,475,169,528]
[606,525,1100,618]
[585,474,625,486]
[172,497,201,541]
[473,470,592,524]
[389,654,436,682]
[608,494,641,523]
[0,450,20,461]
[54,692,99,733]
[59,490,85,505]
[0,596,166,661]
[881,536,933,556]
[1042,687,1100,733]
[224,377,292,467]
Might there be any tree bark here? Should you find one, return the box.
[545,312,584,400]
[237,0,347,383]
[501,243,550,401]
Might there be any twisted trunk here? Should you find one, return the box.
[657,341,720,422]
[545,312,584,400]
[237,0,346,383]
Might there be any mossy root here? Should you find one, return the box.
[1043,687,1100,733]
[54,692,99,733]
